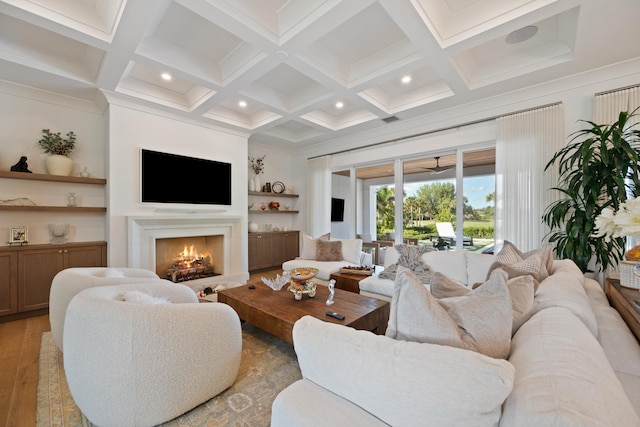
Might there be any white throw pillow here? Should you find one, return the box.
[331,238,363,264]
[300,233,330,260]
[293,315,515,427]
[387,266,513,359]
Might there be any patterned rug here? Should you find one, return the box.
[37,323,301,426]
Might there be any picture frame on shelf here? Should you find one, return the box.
[9,226,28,244]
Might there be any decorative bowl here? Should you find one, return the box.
[287,268,319,300]
[288,267,319,282]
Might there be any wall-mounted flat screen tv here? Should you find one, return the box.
[140,149,231,206]
[331,197,345,222]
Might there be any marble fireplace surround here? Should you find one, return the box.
[127,215,248,288]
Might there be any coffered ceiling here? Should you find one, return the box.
[0,0,638,150]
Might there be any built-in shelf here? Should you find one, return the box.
[0,205,106,212]
[249,210,299,214]
[248,191,298,198]
[0,170,106,185]
[0,171,107,213]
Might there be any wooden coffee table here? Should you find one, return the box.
[217,282,390,344]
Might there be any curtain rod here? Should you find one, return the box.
[310,101,562,159]
[595,83,640,97]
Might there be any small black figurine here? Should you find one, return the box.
[10,156,32,173]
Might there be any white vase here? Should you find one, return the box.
[249,178,255,192]
[248,221,259,233]
[254,175,261,192]
[45,155,73,176]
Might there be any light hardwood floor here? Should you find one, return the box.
[0,314,51,427]
[0,269,281,426]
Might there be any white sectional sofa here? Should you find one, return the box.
[272,246,640,426]
[359,246,495,300]
[282,234,363,284]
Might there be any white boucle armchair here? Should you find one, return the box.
[49,267,164,352]
[63,281,242,427]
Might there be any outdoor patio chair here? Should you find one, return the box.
[432,222,473,246]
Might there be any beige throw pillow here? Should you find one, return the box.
[316,240,343,261]
[434,270,535,336]
[300,233,330,260]
[487,241,553,283]
[430,272,469,298]
[387,266,513,359]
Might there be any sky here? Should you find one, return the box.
[402,175,495,209]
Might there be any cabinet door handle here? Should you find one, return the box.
[64,250,68,253]
[58,250,63,254]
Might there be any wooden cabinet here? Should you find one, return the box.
[0,241,107,320]
[0,251,18,316]
[248,231,299,272]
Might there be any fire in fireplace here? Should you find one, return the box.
[155,235,223,283]
[167,244,219,283]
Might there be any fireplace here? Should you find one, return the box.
[156,235,222,282]
[128,215,247,288]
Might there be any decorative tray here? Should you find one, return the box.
[340,266,374,276]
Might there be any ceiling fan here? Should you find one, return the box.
[422,156,454,174]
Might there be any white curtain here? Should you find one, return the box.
[307,156,332,237]
[495,104,565,251]
[593,85,640,126]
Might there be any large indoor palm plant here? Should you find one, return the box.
[543,109,640,273]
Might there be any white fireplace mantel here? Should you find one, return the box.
[127,214,248,286]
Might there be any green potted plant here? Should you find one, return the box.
[543,109,640,273]
[38,128,76,176]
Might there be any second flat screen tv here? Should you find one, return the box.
[141,149,232,206]
[331,198,345,222]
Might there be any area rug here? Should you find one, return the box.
[37,323,301,426]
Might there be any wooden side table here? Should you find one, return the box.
[329,272,371,293]
[605,278,640,343]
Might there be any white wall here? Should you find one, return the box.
[106,101,250,268]
[0,83,107,245]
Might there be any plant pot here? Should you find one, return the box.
[45,155,73,176]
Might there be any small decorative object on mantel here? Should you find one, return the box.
[9,226,28,245]
[10,156,32,173]
[269,201,280,210]
[38,128,76,176]
[79,167,90,178]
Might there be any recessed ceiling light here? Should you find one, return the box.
[505,25,538,44]
[401,75,412,84]
[161,73,172,81]
[335,101,344,109]
[238,100,247,108]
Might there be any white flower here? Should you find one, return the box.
[593,207,617,242]
[593,198,640,241]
